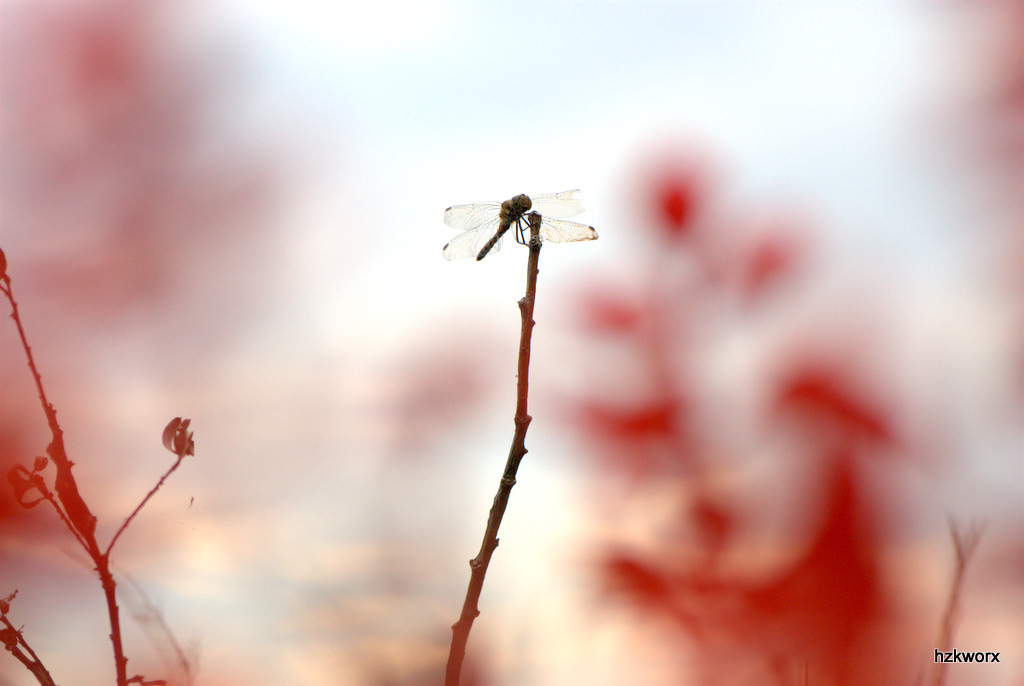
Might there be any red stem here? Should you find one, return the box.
[445,213,542,686]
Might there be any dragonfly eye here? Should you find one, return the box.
[514,194,532,212]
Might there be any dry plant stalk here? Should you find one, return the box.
[931,519,985,686]
[445,213,543,686]
[1,247,193,686]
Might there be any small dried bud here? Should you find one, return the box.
[0,591,15,615]
[162,417,195,457]
[1,627,19,650]
[7,466,45,508]
[32,456,48,473]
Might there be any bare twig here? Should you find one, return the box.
[1,592,58,686]
[4,268,126,684]
[931,518,985,686]
[445,212,543,686]
[122,573,197,686]
[3,255,192,686]
[2,273,98,548]
[107,455,186,557]
[7,462,90,553]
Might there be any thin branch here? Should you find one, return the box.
[122,573,197,686]
[931,518,985,686]
[96,559,130,685]
[3,274,98,549]
[2,268,127,685]
[8,463,90,552]
[1,597,58,686]
[106,455,185,557]
[4,255,192,686]
[445,212,543,686]
[38,479,90,553]
[1,277,55,430]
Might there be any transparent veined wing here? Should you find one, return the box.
[442,214,503,260]
[443,201,502,231]
[528,189,585,219]
[537,217,599,244]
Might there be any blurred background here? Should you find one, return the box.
[1,2,1021,685]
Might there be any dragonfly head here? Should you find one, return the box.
[499,194,532,224]
[512,194,532,212]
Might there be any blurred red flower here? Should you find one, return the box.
[574,397,691,482]
[631,148,712,241]
[773,366,898,452]
[655,173,699,236]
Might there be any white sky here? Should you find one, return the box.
[158,2,937,365]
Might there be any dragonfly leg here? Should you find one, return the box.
[514,217,528,246]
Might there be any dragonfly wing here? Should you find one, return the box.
[442,229,482,261]
[442,216,502,260]
[529,189,584,219]
[537,217,599,244]
[444,201,502,231]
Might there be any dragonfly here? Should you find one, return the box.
[442,189,598,261]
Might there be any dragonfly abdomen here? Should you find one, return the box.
[476,221,513,261]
